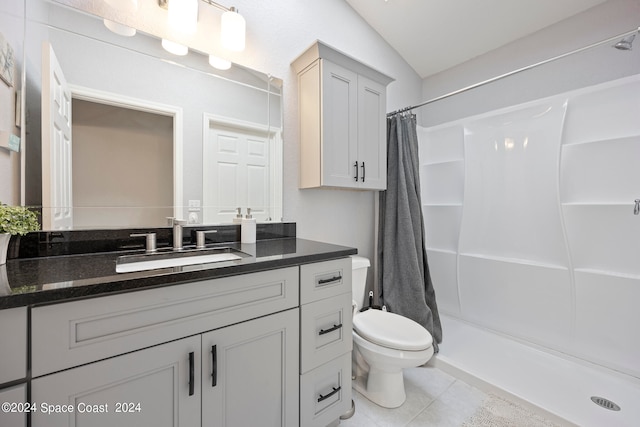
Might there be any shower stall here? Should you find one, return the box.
[415,36,640,426]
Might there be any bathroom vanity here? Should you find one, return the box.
[0,225,355,427]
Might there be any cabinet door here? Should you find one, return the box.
[0,307,27,384]
[202,309,299,427]
[32,336,200,427]
[321,60,359,188]
[0,384,27,427]
[357,75,387,190]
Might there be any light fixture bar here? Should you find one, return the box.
[201,0,233,13]
[158,0,234,13]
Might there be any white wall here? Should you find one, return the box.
[420,0,640,127]
[224,0,424,266]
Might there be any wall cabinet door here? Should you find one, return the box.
[357,75,387,190]
[321,60,359,188]
[32,336,200,427]
[202,309,299,427]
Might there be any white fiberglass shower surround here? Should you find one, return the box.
[419,74,640,425]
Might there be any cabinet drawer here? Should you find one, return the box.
[0,307,27,384]
[301,293,352,373]
[32,267,299,377]
[300,258,351,304]
[300,353,352,427]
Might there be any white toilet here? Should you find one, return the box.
[351,256,434,408]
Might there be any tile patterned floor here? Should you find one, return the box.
[339,365,492,427]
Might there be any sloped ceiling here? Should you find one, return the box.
[345,0,608,78]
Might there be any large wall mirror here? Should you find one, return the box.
[17,0,283,230]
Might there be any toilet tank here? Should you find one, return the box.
[351,256,370,309]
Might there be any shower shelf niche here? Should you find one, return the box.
[573,268,640,280]
[457,253,569,271]
[560,135,639,203]
[425,248,457,255]
[422,159,464,167]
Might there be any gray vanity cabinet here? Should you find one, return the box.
[31,310,299,427]
[29,267,300,427]
[21,256,353,426]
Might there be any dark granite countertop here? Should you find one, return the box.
[0,238,357,309]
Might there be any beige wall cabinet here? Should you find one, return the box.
[293,41,393,190]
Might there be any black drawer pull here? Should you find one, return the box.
[317,275,342,285]
[188,351,195,396]
[353,162,359,181]
[211,345,217,387]
[361,162,365,182]
[319,324,343,335]
[318,386,341,403]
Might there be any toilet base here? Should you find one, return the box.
[353,367,407,408]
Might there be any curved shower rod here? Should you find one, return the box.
[387,26,640,117]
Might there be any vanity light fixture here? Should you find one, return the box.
[159,0,246,53]
[104,0,138,37]
[160,0,198,55]
[167,0,198,33]
[220,6,246,52]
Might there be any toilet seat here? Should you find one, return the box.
[353,309,433,351]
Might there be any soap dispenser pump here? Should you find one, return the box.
[233,207,243,224]
[241,208,257,244]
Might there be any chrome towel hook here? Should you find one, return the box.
[634,199,640,215]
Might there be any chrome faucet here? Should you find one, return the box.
[170,218,187,250]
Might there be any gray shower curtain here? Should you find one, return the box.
[378,112,442,350]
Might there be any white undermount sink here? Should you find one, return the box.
[116,247,248,273]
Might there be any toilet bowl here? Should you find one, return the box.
[350,256,434,408]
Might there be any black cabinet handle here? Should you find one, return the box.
[188,351,195,396]
[211,345,217,387]
[319,324,343,335]
[353,162,359,181]
[317,275,342,285]
[361,162,365,182]
[318,386,341,403]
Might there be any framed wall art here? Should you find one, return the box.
[0,31,15,87]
